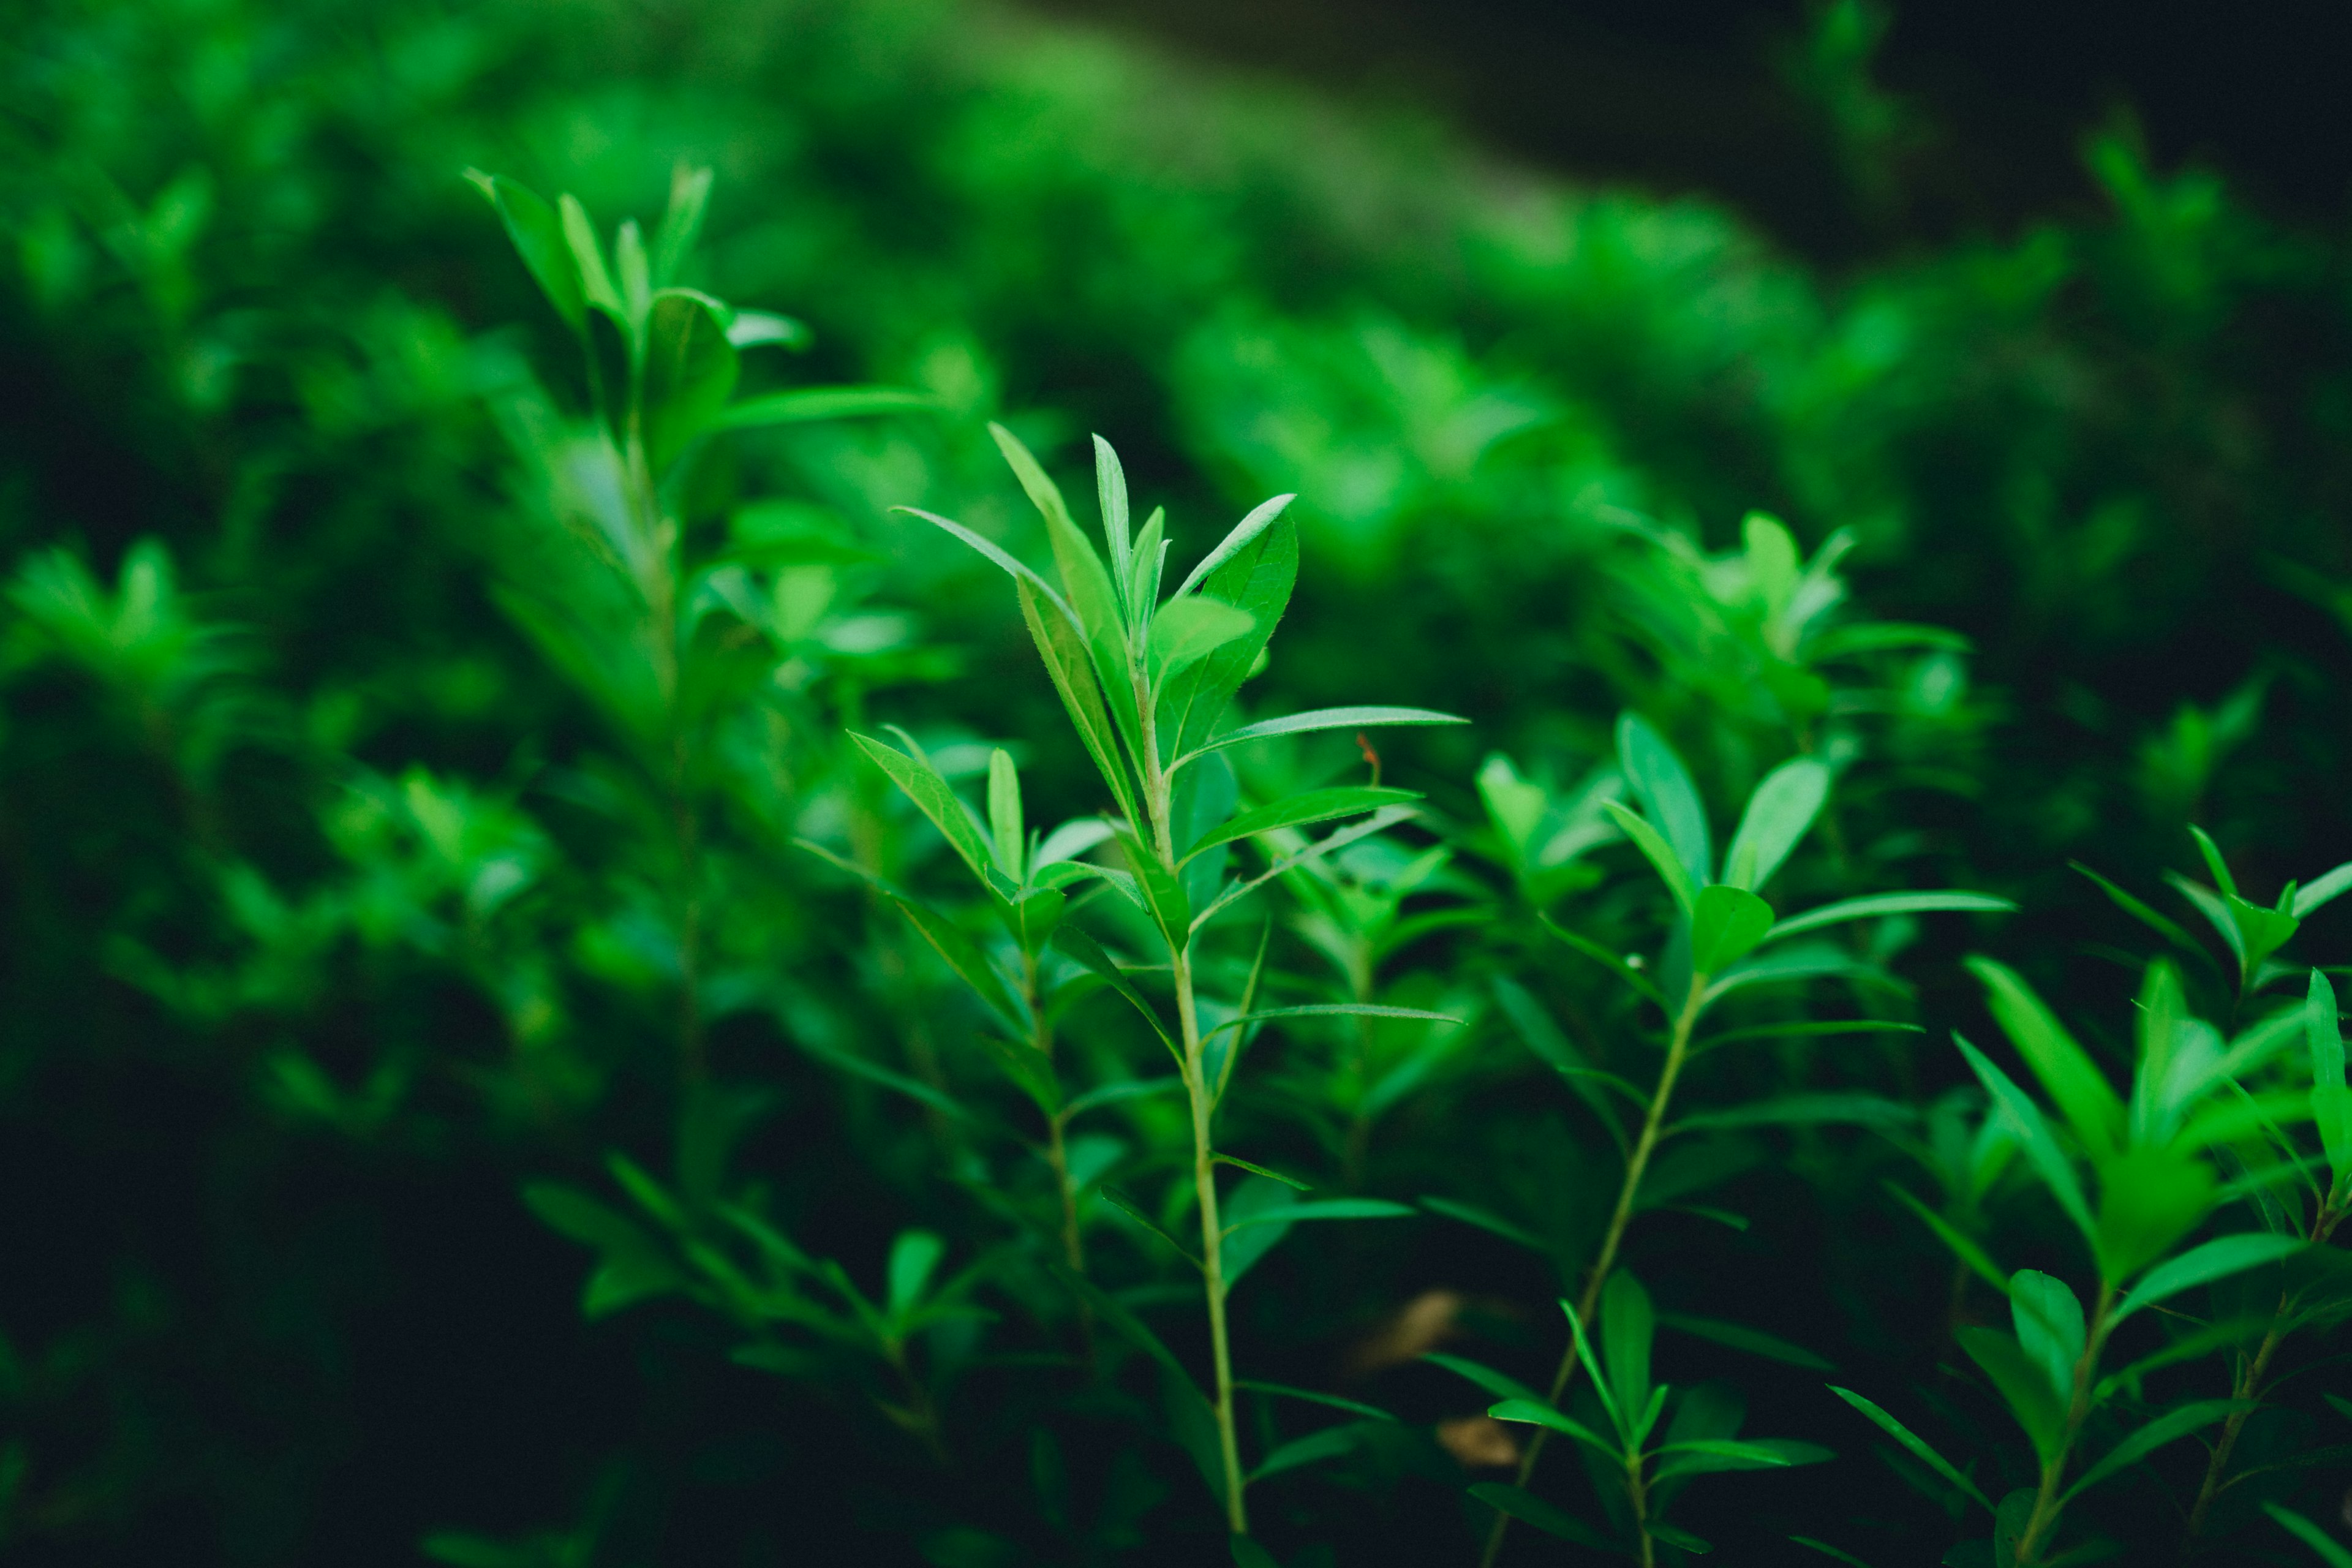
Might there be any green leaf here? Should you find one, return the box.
[989,424,1123,655]
[1247,1420,1384,1482]
[1147,595,1256,683]
[463,172,583,330]
[1789,1536,1879,1568]
[1957,1327,2067,1465]
[1174,492,1297,600]
[2094,1145,2217,1284]
[2059,1399,2237,1505]
[886,1229,945,1319]
[1600,1272,1655,1424]
[1539,916,1667,1008]
[986,750,1023,879]
[1702,944,1883,1009]
[1421,1195,1561,1258]
[1653,1437,1833,1479]
[2111,1232,2304,1324]
[1160,510,1298,760]
[1050,927,1174,1051]
[1826,1386,1992,1513]
[1698,1020,1924,1049]
[1722,758,1830,892]
[1424,1352,1545,1406]
[1099,1188,1200,1269]
[1061,1076,1182,1120]
[1655,1311,1833,1370]
[2071,862,2209,959]
[2293,861,2352,919]
[1216,1175,1299,1287]
[1646,1521,1711,1554]
[1181,786,1422,862]
[643,290,739,473]
[2225,892,2301,976]
[1051,1263,1203,1396]
[1213,1153,1312,1189]
[2008,1270,2084,1405]
[850,730,1004,893]
[1616,713,1712,886]
[1223,1199,1415,1231]
[1954,1033,2095,1243]
[1882,1183,2010,1295]
[891,893,1028,1031]
[1766,891,2016,943]
[1967,958,2124,1159]
[896,506,1080,631]
[1090,434,1134,615]
[1235,1381,1396,1422]
[1466,1483,1616,1548]
[1017,578,1142,826]
[2190,825,2239,899]
[1690,884,1774,972]
[648,163,710,287]
[718,385,936,428]
[1485,1399,1616,1455]
[1669,1093,1912,1139]
[1212,1004,1460,1035]
[2170,873,2248,974]
[1180,705,1469,767]
[2264,1502,2352,1568]
[1602,800,1695,918]
[1231,1535,1280,1568]
[1116,827,1193,950]
[556,193,622,320]
[2309,969,2351,1191]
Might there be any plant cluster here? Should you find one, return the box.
[6,0,2352,1564]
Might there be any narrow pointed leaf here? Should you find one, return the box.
[2072,862,2209,958]
[1826,1386,1993,1512]
[2059,1399,2237,1504]
[1050,926,1174,1050]
[2293,861,2352,919]
[1956,1327,2067,1464]
[1954,1033,2095,1243]
[1017,579,1142,826]
[1180,706,1469,766]
[464,172,583,329]
[1655,1311,1833,1370]
[1767,891,2015,943]
[1967,957,2124,1158]
[2111,1232,2304,1324]
[1182,786,1422,862]
[1424,1352,1545,1406]
[1174,492,1296,600]
[1485,1400,1616,1455]
[849,731,1001,891]
[898,507,1078,630]
[1466,1484,1616,1548]
[2309,968,2351,1188]
[1148,596,1255,683]
[718,386,936,428]
[1602,801,1695,917]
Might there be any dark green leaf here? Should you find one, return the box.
[1826,1385,1992,1513]
[2059,1400,2238,1504]
[1656,1311,1833,1370]
[1180,705,1469,767]
[463,172,583,330]
[1182,786,1422,862]
[1690,884,1774,972]
[1466,1483,1616,1548]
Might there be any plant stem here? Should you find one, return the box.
[1628,1451,1656,1568]
[2013,1286,2114,1565]
[2181,1197,2344,1551]
[1140,669,1248,1532]
[1479,969,1707,1568]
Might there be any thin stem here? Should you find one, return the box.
[1480,970,1708,1568]
[2182,1196,2344,1550]
[1629,1450,1656,1568]
[2013,1285,2114,1565]
[1139,656,1248,1533]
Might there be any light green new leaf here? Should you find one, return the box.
[464,172,583,330]
[1954,1033,2095,1243]
[1180,705,1469,767]
[2309,969,2351,1190]
[898,506,1079,631]
[1174,492,1297,600]
[2190,825,2240,899]
[849,731,1002,893]
[2059,1400,2237,1505]
[1766,891,2016,943]
[1722,758,1830,892]
[1148,595,1255,682]
[989,423,1123,651]
[1967,957,2124,1159]
[556,194,622,319]
[1090,434,1133,612]
[1690,883,1774,971]
[1826,1385,1992,1512]
[1616,712,1712,884]
[986,750,1023,879]
[1182,786,1421,862]
[2294,861,2352,919]
[2111,1232,2304,1324]
[649,164,710,288]
[1602,801,1695,917]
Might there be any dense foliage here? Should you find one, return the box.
[5,0,2352,1564]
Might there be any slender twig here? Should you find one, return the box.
[1480,970,1708,1568]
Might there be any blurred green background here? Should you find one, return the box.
[5,0,2352,1562]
